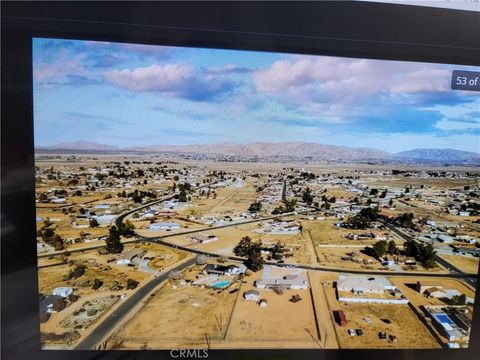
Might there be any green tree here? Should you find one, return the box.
[233,236,253,257]
[422,258,436,269]
[396,213,415,228]
[272,206,286,215]
[451,294,466,305]
[245,240,264,271]
[403,239,419,257]
[371,240,387,258]
[118,221,135,237]
[39,193,48,202]
[284,198,296,212]
[271,241,285,261]
[387,240,398,255]
[302,187,314,206]
[105,226,123,254]
[349,215,369,229]
[89,218,99,228]
[178,188,188,202]
[248,202,262,212]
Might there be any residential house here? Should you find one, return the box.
[117,248,146,265]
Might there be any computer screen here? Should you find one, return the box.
[33,37,479,351]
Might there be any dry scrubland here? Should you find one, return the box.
[38,243,188,295]
[224,270,318,348]
[438,255,479,274]
[39,243,190,348]
[111,277,239,349]
[368,178,479,189]
[110,266,321,349]
[322,280,441,349]
[303,218,396,246]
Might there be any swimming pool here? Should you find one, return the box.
[211,280,230,289]
[436,314,454,325]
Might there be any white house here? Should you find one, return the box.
[52,287,73,298]
[93,214,116,225]
[116,248,146,265]
[255,271,308,290]
[337,275,396,294]
[188,233,218,244]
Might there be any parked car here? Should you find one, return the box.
[363,317,372,324]
[389,335,397,343]
[348,329,356,337]
[379,331,387,340]
[355,329,364,336]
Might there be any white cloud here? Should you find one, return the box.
[253,57,470,117]
[389,68,450,93]
[435,118,480,131]
[33,51,88,83]
[105,64,192,92]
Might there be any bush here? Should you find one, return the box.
[92,278,103,290]
[64,265,86,280]
[126,278,139,290]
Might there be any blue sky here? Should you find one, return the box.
[32,37,480,153]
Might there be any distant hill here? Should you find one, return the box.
[134,142,389,160]
[394,148,480,164]
[38,140,119,151]
[36,141,480,164]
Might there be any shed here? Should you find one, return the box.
[243,290,260,301]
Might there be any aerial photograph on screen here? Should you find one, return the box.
[33,38,479,350]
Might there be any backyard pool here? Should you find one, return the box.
[211,280,230,289]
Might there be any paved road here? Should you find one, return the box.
[75,257,196,350]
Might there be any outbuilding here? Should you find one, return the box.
[243,290,260,301]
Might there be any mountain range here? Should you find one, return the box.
[36,141,480,164]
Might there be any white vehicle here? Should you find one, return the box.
[348,329,356,337]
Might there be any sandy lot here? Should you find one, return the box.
[38,242,188,296]
[110,281,239,349]
[322,279,441,349]
[303,218,399,246]
[225,278,318,347]
[439,254,479,275]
